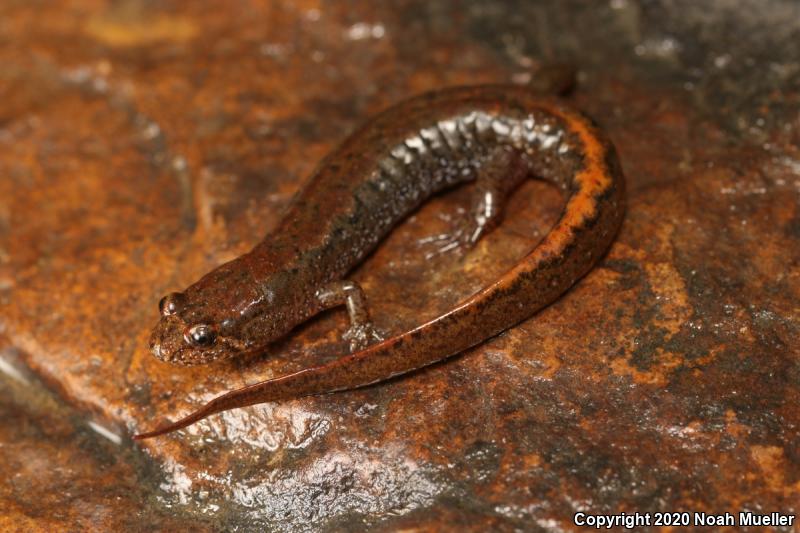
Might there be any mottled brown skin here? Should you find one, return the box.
[136,80,625,440]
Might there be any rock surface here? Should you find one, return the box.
[1,1,799,531]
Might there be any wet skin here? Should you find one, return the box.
[136,74,625,439]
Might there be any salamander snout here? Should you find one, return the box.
[149,317,229,365]
[149,295,240,365]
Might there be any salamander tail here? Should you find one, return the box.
[133,401,221,440]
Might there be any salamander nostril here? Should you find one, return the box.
[159,292,185,317]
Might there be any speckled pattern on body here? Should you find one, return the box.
[4,1,797,529]
[137,83,625,438]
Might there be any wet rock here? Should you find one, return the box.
[1,1,798,530]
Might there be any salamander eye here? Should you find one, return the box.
[185,324,217,348]
[159,292,185,317]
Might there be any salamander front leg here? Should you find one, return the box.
[425,146,530,258]
[316,281,385,352]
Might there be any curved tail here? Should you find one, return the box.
[134,98,624,440]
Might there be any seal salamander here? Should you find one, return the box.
[135,75,625,440]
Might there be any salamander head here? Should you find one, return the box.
[148,291,245,365]
[148,259,274,365]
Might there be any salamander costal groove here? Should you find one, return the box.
[134,79,625,440]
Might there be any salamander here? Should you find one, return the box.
[134,72,625,440]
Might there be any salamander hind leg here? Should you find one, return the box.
[424,146,530,258]
[316,281,385,351]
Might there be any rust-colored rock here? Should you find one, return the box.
[1,1,798,531]
[0,341,213,531]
